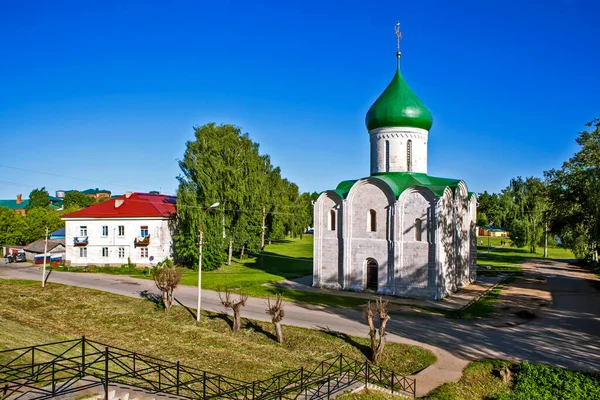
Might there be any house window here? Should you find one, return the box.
[329,209,336,231]
[368,209,377,232]
[407,140,412,172]
[102,226,108,237]
[79,247,87,258]
[415,218,422,241]
[140,226,149,238]
[118,226,125,236]
[102,247,109,257]
[140,248,148,258]
[80,226,87,236]
[385,140,390,172]
[118,247,125,258]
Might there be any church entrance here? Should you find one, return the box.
[366,259,378,290]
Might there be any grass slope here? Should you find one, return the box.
[0,280,435,381]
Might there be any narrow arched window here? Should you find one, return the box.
[407,140,412,172]
[368,209,377,232]
[329,209,336,231]
[414,218,422,241]
[385,140,390,172]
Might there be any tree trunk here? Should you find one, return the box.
[232,306,241,331]
[162,291,170,312]
[228,240,233,266]
[239,245,245,261]
[274,322,283,344]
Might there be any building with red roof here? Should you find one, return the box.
[62,192,176,266]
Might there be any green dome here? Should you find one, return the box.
[365,67,433,131]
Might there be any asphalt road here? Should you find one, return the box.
[1,258,599,395]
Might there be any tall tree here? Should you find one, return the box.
[26,187,50,210]
[175,123,270,270]
[63,190,96,209]
[503,177,547,253]
[546,118,600,260]
[23,208,64,243]
[0,206,28,245]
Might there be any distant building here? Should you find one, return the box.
[50,228,66,239]
[61,192,176,266]
[23,239,66,262]
[0,194,28,216]
[478,226,509,238]
[58,188,112,201]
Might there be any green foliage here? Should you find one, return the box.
[0,205,64,245]
[495,362,600,400]
[175,123,313,270]
[26,187,50,210]
[23,208,64,243]
[546,118,600,261]
[0,206,28,245]
[502,177,547,253]
[63,190,96,209]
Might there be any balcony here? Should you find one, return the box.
[134,235,151,247]
[73,237,88,246]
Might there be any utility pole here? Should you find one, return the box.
[544,220,548,258]
[196,202,220,322]
[197,229,203,321]
[261,207,266,250]
[42,226,49,287]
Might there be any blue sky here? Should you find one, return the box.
[0,0,598,200]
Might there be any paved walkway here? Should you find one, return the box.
[2,259,600,397]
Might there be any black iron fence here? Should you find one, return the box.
[0,337,416,399]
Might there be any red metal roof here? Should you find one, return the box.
[61,193,176,219]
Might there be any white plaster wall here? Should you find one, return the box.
[436,190,455,297]
[396,189,435,297]
[469,194,478,283]
[346,180,393,293]
[64,218,172,266]
[454,183,470,288]
[369,127,429,174]
[313,192,343,288]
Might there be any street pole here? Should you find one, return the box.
[196,202,220,322]
[197,228,203,321]
[42,226,49,287]
[544,220,548,258]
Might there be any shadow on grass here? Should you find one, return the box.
[139,290,164,311]
[206,312,233,329]
[174,297,197,320]
[318,327,371,360]
[245,320,277,341]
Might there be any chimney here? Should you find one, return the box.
[16,194,22,204]
[115,199,124,208]
[125,192,133,198]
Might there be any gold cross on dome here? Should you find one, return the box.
[394,22,402,53]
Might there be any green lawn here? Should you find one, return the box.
[0,280,435,381]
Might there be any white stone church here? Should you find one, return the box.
[313,38,477,300]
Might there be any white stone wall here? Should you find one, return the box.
[313,193,343,288]
[312,178,475,301]
[396,188,435,297]
[369,127,429,174]
[64,218,173,266]
[455,183,470,288]
[345,180,394,293]
[436,189,455,298]
[469,193,478,283]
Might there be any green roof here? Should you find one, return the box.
[331,172,462,200]
[365,67,433,131]
[80,188,111,195]
[0,199,28,210]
